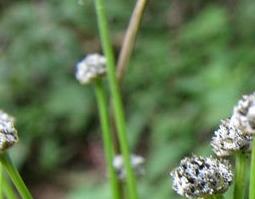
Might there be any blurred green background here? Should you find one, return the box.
[1,0,255,198]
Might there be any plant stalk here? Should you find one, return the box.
[94,0,139,199]
[0,163,3,199]
[234,152,247,199]
[250,139,255,199]
[94,79,120,199]
[207,195,224,199]
[0,153,33,199]
[117,0,148,81]
[3,177,17,199]
[111,0,148,155]
[216,195,224,199]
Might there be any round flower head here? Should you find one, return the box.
[0,111,18,152]
[113,154,145,180]
[75,54,106,84]
[230,93,255,135]
[170,155,233,198]
[211,119,252,157]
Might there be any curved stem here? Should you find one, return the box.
[249,139,255,199]
[94,1,139,199]
[0,153,33,199]
[94,79,121,199]
[234,152,247,199]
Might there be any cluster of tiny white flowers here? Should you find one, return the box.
[0,110,18,152]
[113,154,145,180]
[171,93,255,198]
[211,119,252,157]
[230,93,255,135]
[171,155,233,198]
[75,54,106,84]
[210,92,255,158]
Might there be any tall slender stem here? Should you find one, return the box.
[250,139,255,199]
[3,178,17,199]
[0,163,3,199]
[94,1,139,199]
[234,152,247,199]
[117,0,148,81]
[0,153,33,199]
[111,0,148,157]
[94,79,120,199]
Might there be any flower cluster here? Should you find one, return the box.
[211,119,252,157]
[211,93,255,157]
[171,155,233,198]
[230,93,255,135]
[171,92,255,198]
[113,154,145,180]
[75,54,106,84]
[0,110,18,152]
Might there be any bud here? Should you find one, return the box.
[170,155,233,198]
[230,93,255,135]
[75,54,106,84]
[0,111,18,152]
[211,119,252,157]
[113,154,145,180]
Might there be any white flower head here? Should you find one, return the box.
[230,93,255,135]
[170,155,233,198]
[113,154,145,180]
[75,54,106,84]
[0,111,18,152]
[211,119,252,157]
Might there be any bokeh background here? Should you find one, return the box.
[1,0,255,198]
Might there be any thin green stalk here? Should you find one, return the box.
[234,152,247,199]
[94,79,120,199]
[3,177,17,199]
[250,139,255,199]
[207,195,224,199]
[94,1,139,199]
[0,153,33,199]
[0,163,3,199]
[216,195,224,199]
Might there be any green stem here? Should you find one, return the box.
[94,79,120,199]
[250,139,255,199]
[207,195,224,199]
[0,163,3,199]
[0,153,33,199]
[3,177,17,199]
[94,1,139,199]
[234,152,247,199]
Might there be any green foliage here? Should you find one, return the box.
[69,183,111,199]
[0,2,93,171]
[1,0,255,198]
